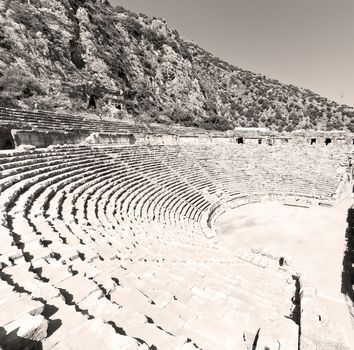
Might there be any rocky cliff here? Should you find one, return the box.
[1,0,354,131]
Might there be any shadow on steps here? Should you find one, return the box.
[0,326,43,350]
[341,207,354,316]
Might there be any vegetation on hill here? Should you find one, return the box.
[0,0,353,131]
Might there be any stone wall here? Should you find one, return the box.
[85,133,136,145]
[8,125,354,149]
[11,129,91,148]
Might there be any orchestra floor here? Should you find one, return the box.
[216,197,354,349]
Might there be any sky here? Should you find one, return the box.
[111,0,354,107]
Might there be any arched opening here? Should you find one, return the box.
[311,138,316,145]
[237,137,244,144]
[88,94,97,109]
[0,128,15,150]
[325,138,332,146]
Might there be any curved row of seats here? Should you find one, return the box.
[0,107,149,135]
[0,107,230,139]
[0,142,351,349]
[182,144,350,202]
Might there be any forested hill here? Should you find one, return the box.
[1,0,354,131]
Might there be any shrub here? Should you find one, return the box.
[200,114,233,131]
[347,122,354,132]
[274,109,282,120]
[285,125,294,132]
[122,17,144,40]
[144,28,166,50]
[10,4,48,33]
[168,107,196,126]
[0,27,11,49]
[0,67,44,106]
[245,108,255,119]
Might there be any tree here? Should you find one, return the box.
[0,67,44,106]
[4,0,12,11]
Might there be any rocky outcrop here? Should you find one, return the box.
[1,0,354,131]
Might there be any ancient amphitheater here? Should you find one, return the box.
[0,106,354,349]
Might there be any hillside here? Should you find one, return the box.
[1,0,354,132]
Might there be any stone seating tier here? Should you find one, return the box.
[0,142,351,349]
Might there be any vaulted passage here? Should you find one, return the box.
[88,94,97,109]
[0,128,15,150]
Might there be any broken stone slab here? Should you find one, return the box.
[252,255,269,268]
[252,246,263,254]
[0,249,23,268]
[92,272,117,295]
[142,303,185,335]
[182,315,245,350]
[259,249,279,260]
[124,322,188,350]
[70,259,101,279]
[40,260,73,285]
[60,318,144,350]
[0,297,44,326]
[78,290,147,329]
[147,289,174,308]
[299,277,349,346]
[110,286,150,311]
[56,274,100,304]
[2,263,59,300]
[0,314,48,349]
[255,317,298,350]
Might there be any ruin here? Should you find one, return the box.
[0,107,354,349]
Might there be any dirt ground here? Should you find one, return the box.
[216,197,354,349]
